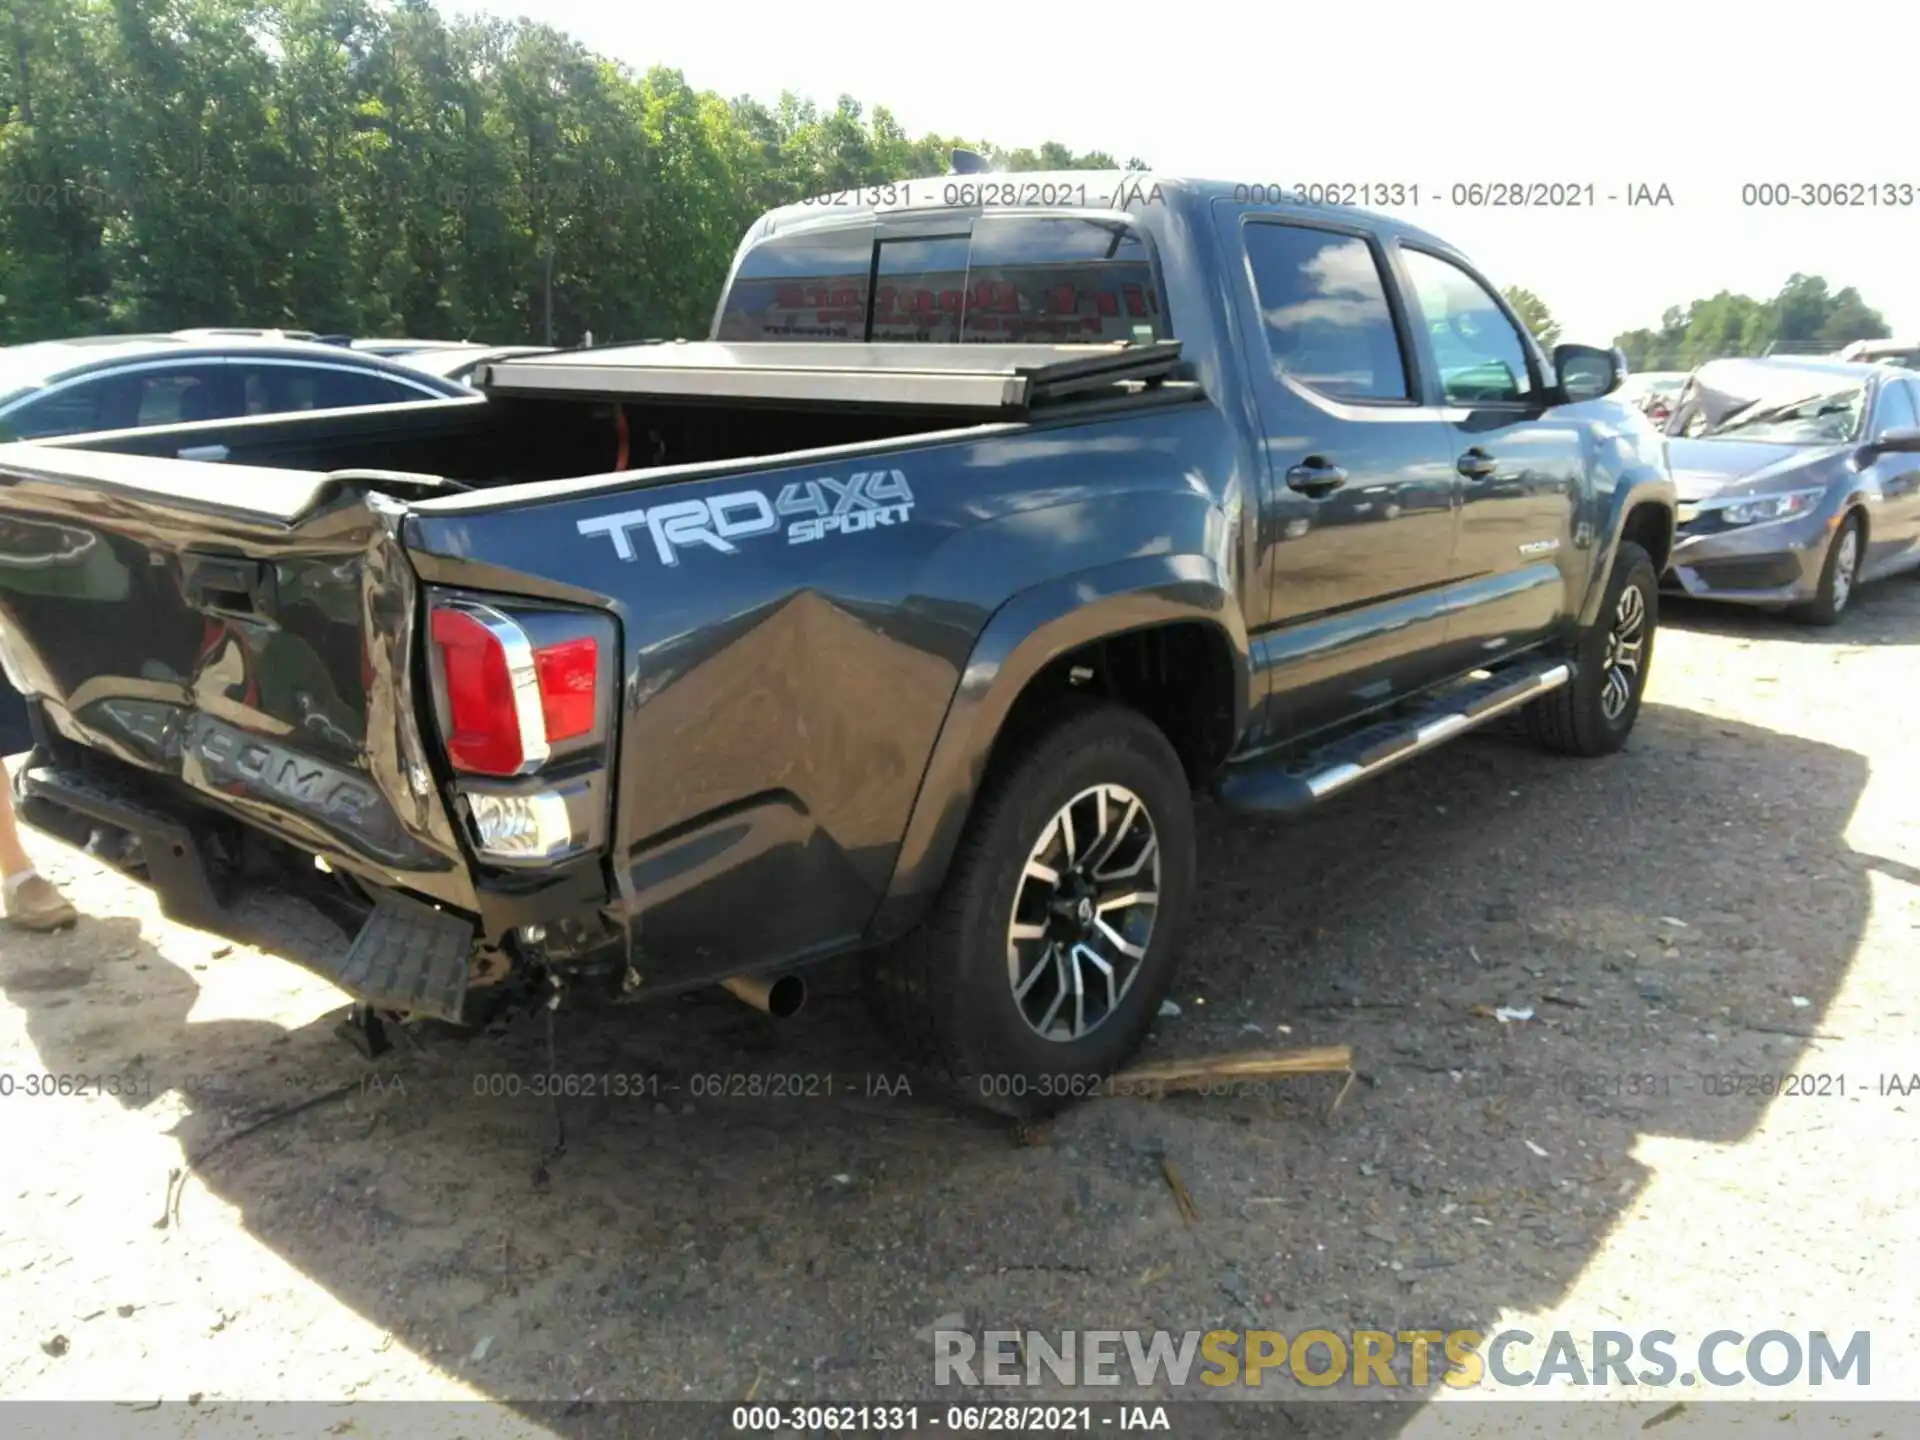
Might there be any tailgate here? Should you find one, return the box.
[0,442,473,907]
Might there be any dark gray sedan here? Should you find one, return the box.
[0,334,465,443]
[1662,357,1920,624]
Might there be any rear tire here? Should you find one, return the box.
[1527,541,1658,757]
[1787,511,1863,627]
[863,700,1196,1119]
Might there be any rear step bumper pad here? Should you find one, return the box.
[1216,658,1573,817]
[335,891,473,1025]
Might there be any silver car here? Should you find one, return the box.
[1663,357,1920,624]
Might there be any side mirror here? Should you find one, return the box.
[1552,343,1622,403]
[1861,424,1920,459]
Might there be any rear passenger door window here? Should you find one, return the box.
[1399,249,1536,405]
[302,367,430,410]
[130,367,238,426]
[1240,222,1410,401]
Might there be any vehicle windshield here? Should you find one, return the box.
[1696,383,1867,443]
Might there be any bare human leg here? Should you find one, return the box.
[1,776,77,931]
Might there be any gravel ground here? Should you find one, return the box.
[3,579,1917,1435]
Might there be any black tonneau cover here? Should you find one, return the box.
[475,339,1184,413]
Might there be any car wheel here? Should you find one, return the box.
[1789,512,1864,627]
[863,699,1196,1118]
[1527,540,1658,758]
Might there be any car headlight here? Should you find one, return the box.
[1716,488,1825,526]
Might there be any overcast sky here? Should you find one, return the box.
[438,0,1918,344]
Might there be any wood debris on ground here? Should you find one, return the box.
[1160,1157,1201,1225]
[1105,1044,1353,1095]
[1102,1043,1358,1119]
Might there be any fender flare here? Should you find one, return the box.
[867,552,1250,943]
[1577,468,1676,629]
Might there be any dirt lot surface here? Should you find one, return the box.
[3,580,1917,1435]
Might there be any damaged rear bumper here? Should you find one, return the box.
[9,706,630,1026]
[13,758,478,1023]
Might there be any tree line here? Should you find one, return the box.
[1507,278,1891,374]
[1609,274,1890,370]
[0,0,1139,347]
[2,1,1893,369]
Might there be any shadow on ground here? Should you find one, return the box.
[0,678,1889,1436]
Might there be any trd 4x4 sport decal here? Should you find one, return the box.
[577,470,915,565]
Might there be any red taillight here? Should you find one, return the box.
[430,606,525,776]
[428,601,604,777]
[535,635,598,742]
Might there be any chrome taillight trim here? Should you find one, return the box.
[431,598,551,774]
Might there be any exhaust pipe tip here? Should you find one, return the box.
[762,974,806,1019]
[720,973,807,1019]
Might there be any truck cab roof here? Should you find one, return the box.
[750,169,1468,257]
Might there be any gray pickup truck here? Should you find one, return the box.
[0,172,1675,1115]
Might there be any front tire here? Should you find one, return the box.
[863,700,1196,1118]
[1528,540,1658,757]
[1788,511,1863,627]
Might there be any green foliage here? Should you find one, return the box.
[1612,273,1891,372]
[0,0,1148,345]
[1500,285,1561,350]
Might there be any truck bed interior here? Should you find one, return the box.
[44,340,1192,500]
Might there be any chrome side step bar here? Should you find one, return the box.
[1215,659,1573,818]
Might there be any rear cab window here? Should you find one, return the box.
[715,213,1169,346]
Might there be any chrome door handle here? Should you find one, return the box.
[1286,460,1348,496]
[1457,449,1497,480]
